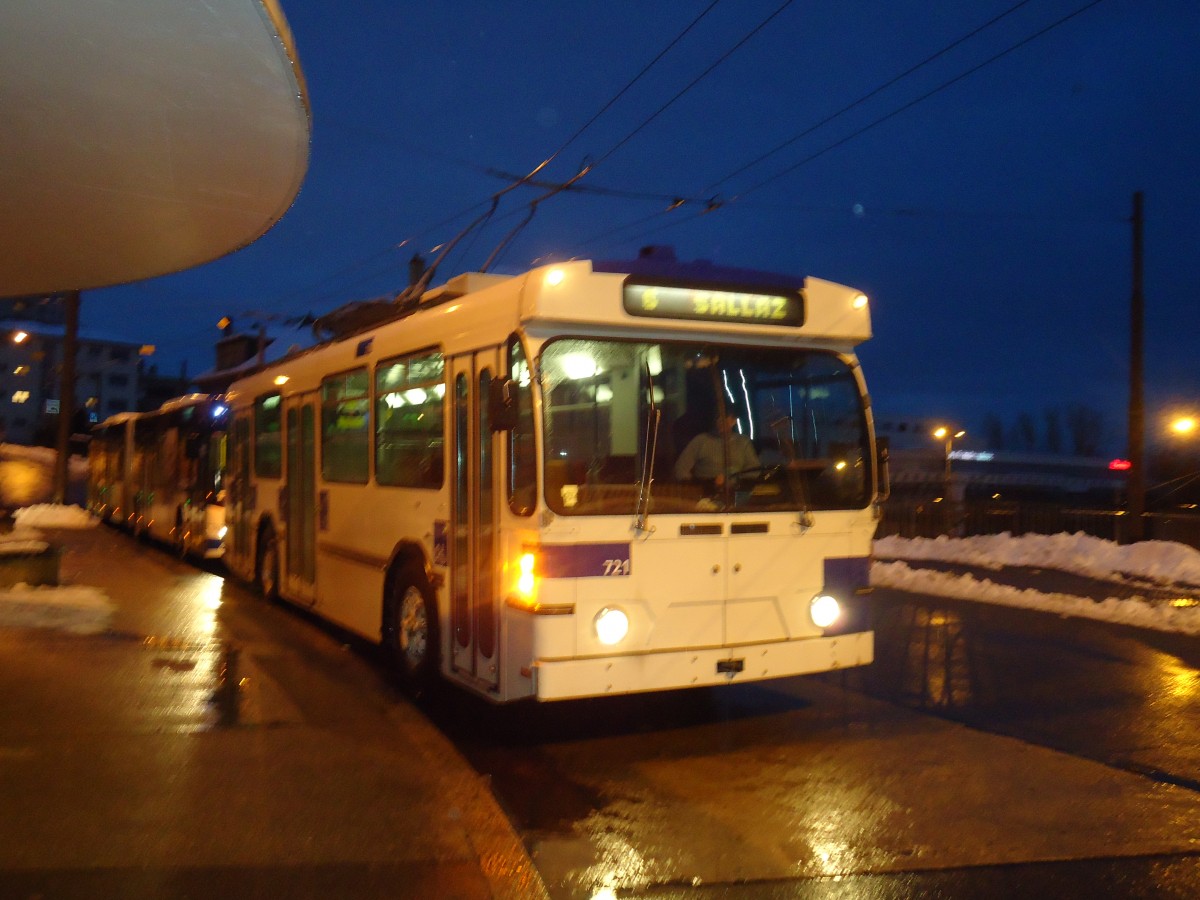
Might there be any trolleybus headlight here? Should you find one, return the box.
[810,594,841,629]
[217,525,228,540]
[594,607,629,645]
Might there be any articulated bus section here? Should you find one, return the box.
[90,394,228,559]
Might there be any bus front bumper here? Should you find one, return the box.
[532,630,873,701]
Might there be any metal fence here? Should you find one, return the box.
[879,499,1200,550]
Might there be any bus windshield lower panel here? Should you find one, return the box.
[540,339,871,515]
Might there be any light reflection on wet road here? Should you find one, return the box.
[430,588,1200,899]
[858,590,1200,790]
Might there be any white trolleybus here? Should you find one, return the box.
[90,394,229,559]
[223,252,885,702]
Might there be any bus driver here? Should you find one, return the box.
[674,411,759,490]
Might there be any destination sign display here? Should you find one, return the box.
[622,281,804,327]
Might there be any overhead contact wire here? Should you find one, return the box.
[733,0,1109,200]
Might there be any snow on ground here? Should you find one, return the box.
[0,583,113,634]
[874,532,1200,637]
[875,532,1200,587]
[1,503,109,634]
[13,503,97,530]
[0,527,49,554]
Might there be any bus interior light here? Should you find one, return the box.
[594,607,629,645]
[810,594,841,629]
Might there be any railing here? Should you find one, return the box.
[879,499,1200,550]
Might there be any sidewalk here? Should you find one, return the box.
[0,524,548,899]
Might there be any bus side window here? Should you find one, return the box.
[254,393,282,478]
[321,368,370,484]
[375,350,445,489]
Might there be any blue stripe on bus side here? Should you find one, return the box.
[540,543,632,578]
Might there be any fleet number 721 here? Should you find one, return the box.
[602,558,631,576]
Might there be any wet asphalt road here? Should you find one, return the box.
[424,586,1200,899]
[860,589,1200,792]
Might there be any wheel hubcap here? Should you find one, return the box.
[261,544,277,594]
[399,586,427,668]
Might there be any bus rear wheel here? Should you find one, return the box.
[173,511,188,558]
[387,566,438,698]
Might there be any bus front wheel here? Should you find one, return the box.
[387,566,439,697]
[257,529,280,603]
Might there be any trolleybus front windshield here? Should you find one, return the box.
[540,339,871,515]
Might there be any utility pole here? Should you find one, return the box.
[52,290,80,504]
[1127,191,1145,542]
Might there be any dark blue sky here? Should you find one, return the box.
[92,0,1200,454]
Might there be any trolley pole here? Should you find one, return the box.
[1126,191,1145,543]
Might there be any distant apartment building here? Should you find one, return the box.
[0,295,150,445]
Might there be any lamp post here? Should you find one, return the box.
[933,425,966,535]
[1159,414,1200,510]
[932,426,966,491]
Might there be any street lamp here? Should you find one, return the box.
[932,425,966,490]
[1157,413,1200,511]
[1169,415,1197,437]
[932,425,966,536]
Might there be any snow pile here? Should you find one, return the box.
[0,584,113,634]
[875,531,1200,588]
[873,532,1200,636]
[0,504,108,633]
[0,527,49,555]
[13,503,97,530]
[875,561,1200,636]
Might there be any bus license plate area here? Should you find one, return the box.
[716,658,744,674]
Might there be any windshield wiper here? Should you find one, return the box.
[769,412,814,528]
[634,362,661,534]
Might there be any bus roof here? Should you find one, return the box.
[225,253,871,400]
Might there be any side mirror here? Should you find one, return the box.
[488,377,518,432]
[875,435,890,502]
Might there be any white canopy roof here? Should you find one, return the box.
[0,0,310,295]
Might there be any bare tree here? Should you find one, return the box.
[1010,412,1037,452]
[1043,406,1063,454]
[1065,403,1104,456]
[983,414,1005,451]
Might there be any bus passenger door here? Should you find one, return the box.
[226,414,253,579]
[283,392,318,605]
[448,350,501,692]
